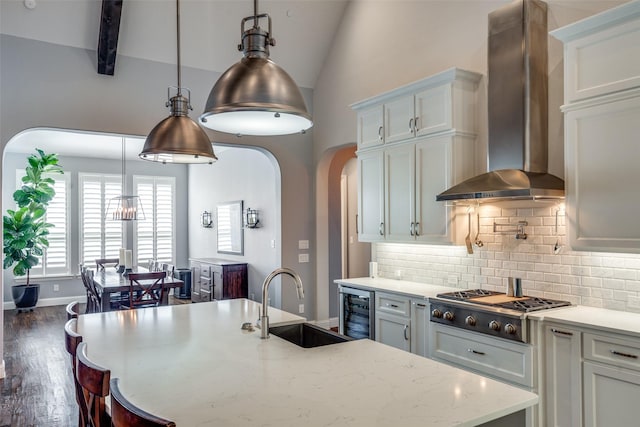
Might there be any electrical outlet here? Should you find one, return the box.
[298,240,309,250]
[53,284,59,292]
[298,253,309,263]
[298,304,304,314]
[250,293,255,301]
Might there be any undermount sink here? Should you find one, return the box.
[269,322,352,348]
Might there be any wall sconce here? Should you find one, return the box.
[201,210,213,228]
[245,208,260,229]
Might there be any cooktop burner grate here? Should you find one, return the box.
[496,297,571,312]
[437,289,501,301]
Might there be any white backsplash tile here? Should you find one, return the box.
[375,202,640,313]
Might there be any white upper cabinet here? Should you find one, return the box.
[553,1,640,253]
[352,68,482,245]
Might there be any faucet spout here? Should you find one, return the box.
[260,267,304,339]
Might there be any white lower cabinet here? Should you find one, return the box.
[541,321,640,427]
[544,324,582,427]
[375,292,411,352]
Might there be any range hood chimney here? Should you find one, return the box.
[436,0,564,202]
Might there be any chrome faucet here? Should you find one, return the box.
[260,267,305,339]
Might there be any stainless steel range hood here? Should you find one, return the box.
[436,0,564,203]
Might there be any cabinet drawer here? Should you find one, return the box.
[584,332,640,371]
[376,292,410,317]
[430,323,533,388]
[200,265,211,278]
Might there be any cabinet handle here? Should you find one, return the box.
[414,116,419,132]
[414,222,420,236]
[388,304,399,308]
[467,348,485,355]
[378,126,383,140]
[410,222,414,236]
[356,214,359,234]
[409,118,414,132]
[416,303,426,308]
[404,324,409,340]
[379,222,384,236]
[551,328,573,336]
[610,349,639,359]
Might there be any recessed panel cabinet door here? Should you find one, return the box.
[415,84,452,137]
[565,95,640,252]
[384,95,415,143]
[357,105,384,149]
[415,136,450,243]
[384,144,415,241]
[376,311,411,352]
[357,150,384,241]
[583,361,640,427]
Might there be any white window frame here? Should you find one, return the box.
[78,173,124,266]
[14,169,71,278]
[133,175,176,266]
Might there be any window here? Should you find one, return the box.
[79,174,123,265]
[134,176,175,265]
[16,170,70,277]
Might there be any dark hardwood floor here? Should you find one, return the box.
[0,296,189,427]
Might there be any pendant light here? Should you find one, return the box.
[199,0,313,136]
[106,137,146,221]
[139,0,218,164]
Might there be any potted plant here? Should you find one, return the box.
[3,149,63,311]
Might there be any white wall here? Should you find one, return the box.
[187,146,280,303]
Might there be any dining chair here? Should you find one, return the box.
[64,319,88,427]
[95,258,119,271]
[109,378,176,427]
[121,271,168,309]
[76,342,111,427]
[147,259,157,272]
[82,268,102,314]
[66,300,81,320]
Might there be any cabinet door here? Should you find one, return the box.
[222,265,248,299]
[376,311,410,352]
[410,300,428,357]
[565,95,640,253]
[414,84,452,137]
[384,95,415,143]
[211,265,223,300]
[414,135,451,243]
[544,324,582,427]
[357,150,385,241]
[357,105,384,149]
[384,144,415,241]
[583,361,640,427]
[190,263,202,301]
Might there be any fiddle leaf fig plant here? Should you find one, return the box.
[3,149,63,285]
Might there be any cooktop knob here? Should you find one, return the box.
[489,320,501,331]
[505,323,517,334]
[443,311,455,321]
[465,315,477,326]
[431,308,443,318]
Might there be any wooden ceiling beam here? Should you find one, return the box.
[97,0,123,76]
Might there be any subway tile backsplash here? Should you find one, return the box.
[375,202,640,313]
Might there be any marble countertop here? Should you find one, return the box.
[77,299,537,426]
[335,277,459,299]
[528,305,640,338]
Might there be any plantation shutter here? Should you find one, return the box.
[134,176,175,266]
[79,174,123,265]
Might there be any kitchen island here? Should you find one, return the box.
[77,299,537,426]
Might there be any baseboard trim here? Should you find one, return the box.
[0,360,5,379]
[3,295,87,311]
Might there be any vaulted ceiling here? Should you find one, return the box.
[0,0,349,89]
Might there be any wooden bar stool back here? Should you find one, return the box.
[64,319,88,427]
[66,300,80,319]
[109,378,176,427]
[76,342,111,427]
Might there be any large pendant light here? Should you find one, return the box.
[139,0,218,164]
[199,0,313,136]
[106,137,146,221]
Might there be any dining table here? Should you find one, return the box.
[92,266,184,312]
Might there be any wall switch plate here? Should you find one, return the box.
[250,293,255,301]
[298,253,309,263]
[298,240,309,250]
[299,304,305,314]
[270,239,276,248]
[53,284,59,292]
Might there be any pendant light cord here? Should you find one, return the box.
[121,137,126,193]
[176,0,182,96]
[253,0,258,27]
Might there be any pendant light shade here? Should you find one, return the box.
[139,0,218,164]
[199,2,313,136]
